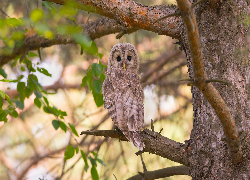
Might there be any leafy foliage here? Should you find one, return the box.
[81,62,106,107]
[0,1,106,178]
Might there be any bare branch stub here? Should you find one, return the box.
[127,165,190,180]
[176,0,242,163]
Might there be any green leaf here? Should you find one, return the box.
[28,52,38,57]
[64,144,75,160]
[20,66,26,71]
[42,2,52,10]
[34,23,50,35]
[81,76,87,87]
[100,73,106,82]
[87,70,93,91]
[81,150,89,171]
[0,68,7,78]
[88,156,97,167]
[34,98,41,108]
[92,63,102,78]
[96,158,105,166]
[93,80,102,94]
[52,120,60,130]
[91,166,99,180]
[11,110,18,118]
[37,67,52,77]
[0,90,5,98]
[60,121,67,133]
[88,41,98,55]
[43,106,50,113]
[68,123,79,137]
[0,97,3,108]
[0,79,18,82]
[97,53,103,59]
[6,18,21,26]
[59,110,67,116]
[75,146,79,154]
[43,96,49,106]
[93,93,104,107]
[91,151,105,166]
[30,9,44,22]
[11,31,25,40]
[34,90,42,98]
[0,110,7,122]
[5,94,13,106]
[15,100,24,110]
[17,81,25,102]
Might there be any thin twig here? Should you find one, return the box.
[154,12,180,23]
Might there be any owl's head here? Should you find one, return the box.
[108,43,139,72]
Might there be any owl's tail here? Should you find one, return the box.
[123,131,145,151]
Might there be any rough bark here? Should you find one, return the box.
[183,0,250,179]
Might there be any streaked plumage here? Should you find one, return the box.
[102,43,144,150]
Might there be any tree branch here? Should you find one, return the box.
[0,17,136,67]
[140,50,182,83]
[142,60,187,88]
[80,129,190,167]
[127,165,190,180]
[44,0,183,38]
[176,0,242,163]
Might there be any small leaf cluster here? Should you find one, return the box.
[81,62,106,107]
[63,145,104,180]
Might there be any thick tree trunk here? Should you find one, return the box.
[185,1,250,179]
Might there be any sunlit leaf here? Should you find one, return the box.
[0,110,7,122]
[11,31,25,40]
[60,121,67,133]
[11,109,18,118]
[34,90,42,98]
[87,70,93,91]
[34,98,41,108]
[93,93,104,107]
[30,9,44,22]
[0,68,7,78]
[64,144,75,160]
[28,52,38,57]
[0,90,5,98]
[93,80,102,94]
[42,2,52,10]
[88,156,97,167]
[17,81,25,102]
[52,120,60,130]
[92,63,102,78]
[6,18,21,26]
[100,73,106,82]
[91,166,99,180]
[37,67,52,77]
[97,53,103,59]
[43,96,49,106]
[68,123,79,137]
[81,76,87,87]
[15,100,24,110]
[5,94,13,105]
[81,150,89,171]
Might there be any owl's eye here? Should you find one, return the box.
[117,56,121,62]
[127,56,132,61]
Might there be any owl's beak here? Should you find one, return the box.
[123,61,126,69]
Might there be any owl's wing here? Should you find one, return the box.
[102,76,114,110]
[102,74,124,129]
[123,74,144,131]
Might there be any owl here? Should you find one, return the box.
[102,43,145,150]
